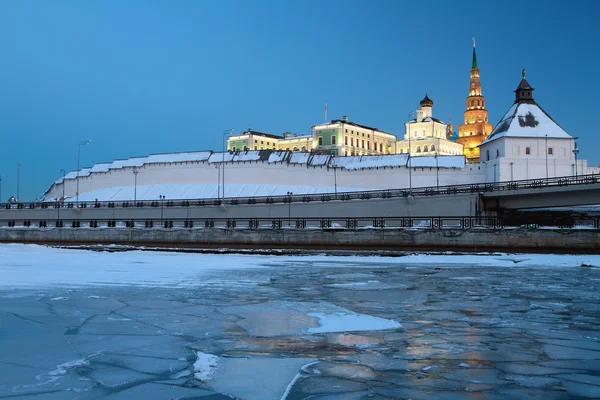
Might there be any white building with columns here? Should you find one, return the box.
[397,94,464,156]
[480,70,586,182]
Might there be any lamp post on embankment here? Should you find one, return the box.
[408,111,414,194]
[159,195,166,225]
[287,191,293,227]
[76,140,91,207]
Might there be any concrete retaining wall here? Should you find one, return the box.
[0,194,481,225]
[1,226,598,253]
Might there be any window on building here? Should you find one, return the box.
[345,151,348,156]
[232,146,236,151]
[486,149,490,161]
[416,146,421,153]
[243,146,248,151]
[431,144,436,152]
[302,146,306,152]
[361,140,364,148]
[254,146,257,150]
[351,138,354,146]
[496,149,500,158]
[367,142,370,150]
[286,147,290,151]
[471,100,474,106]
[548,147,553,155]
[345,136,348,145]
[332,136,336,145]
[345,129,347,133]
[424,146,428,152]
[379,143,383,152]
[526,147,531,155]
[293,147,298,151]
[318,137,323,146]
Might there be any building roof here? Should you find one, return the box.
[239,130,282,140]
[483,72,572,145]
[483,102,571,144]
[420,93,434,108]
[472,46,478,69]
[314,120,395,137]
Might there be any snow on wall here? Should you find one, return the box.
[289,152,311,164]
[268,151,289,163]
[308,154,331,166]
[65,183,370,202]
[90,163,111,173]
[146,152,212,164]
[409,155,465,168]
[207,152,235,163]
[232,151,262,162]
[344,155,409,170]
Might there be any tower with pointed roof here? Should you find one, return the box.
[479,70,581,181]
[457,40,493,162]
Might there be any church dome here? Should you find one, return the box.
[420,93,434,108]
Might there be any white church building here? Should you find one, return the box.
[480,70,587,182]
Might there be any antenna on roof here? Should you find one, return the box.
[324,103,328,122]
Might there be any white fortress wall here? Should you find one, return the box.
[43,151,487,201]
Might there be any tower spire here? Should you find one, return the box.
[457,39,493,163]
[472,37,478,69]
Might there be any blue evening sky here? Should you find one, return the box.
[1,0,598,200]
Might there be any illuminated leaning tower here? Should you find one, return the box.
[457,39,493,162]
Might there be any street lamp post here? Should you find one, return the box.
[573,139,579,178]
[545,134,548,182]
[58,169,66,223]
[76,140,91,207]
[159,195,165,224]
[133,168,139,203]
[60,169,66,203]
[331,162,338,195]
[17,164,21,202]
[222,129,234,201]
[407,111,414,193]
[287,191,293,227]
[435,137,439,190]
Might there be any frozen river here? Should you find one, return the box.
[1,244,599,399]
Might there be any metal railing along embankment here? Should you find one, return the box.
[1,174,598,212]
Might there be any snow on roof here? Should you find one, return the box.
[289,152,311,164]
[309,154,331,166]
[90,163,111,173]
[484,102,572,144]
[120,157,147,168]
[54,171,79,184]
[78,168,92,177]
[208,152,235,163]
[409,155,465,168]
[330,156,362,168]
[268,151,290,163]
[146,151,212,164]
[232,150,262,162]
[344,154,409,170]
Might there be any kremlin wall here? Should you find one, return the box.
[42,46,598,203]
